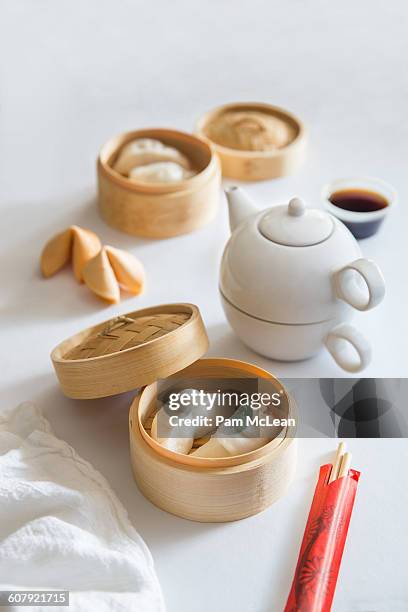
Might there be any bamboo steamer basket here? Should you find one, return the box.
[130,358,297,522]
[196,102,307,181]
[50,303,297,522]
[97,128,221,239]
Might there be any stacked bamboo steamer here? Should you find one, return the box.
[51,303,297,522]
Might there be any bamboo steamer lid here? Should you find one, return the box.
[50,303,209,399]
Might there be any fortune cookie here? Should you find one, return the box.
[71,226,102,282]
[40,225,101,282]
[82,248,120,304]
[82,246,145,304]
[40,228,73,278]
[105,245,145,295]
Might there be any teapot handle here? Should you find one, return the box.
[333,258,385,311]
[325,324,371,373]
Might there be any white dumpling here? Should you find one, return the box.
[191,404,272,458]
[113,138,191,175]
[150,389,215,455]
[190,437,231,458]
[191,435,268,458]
[151,414,194,455]
[128,161,193,184]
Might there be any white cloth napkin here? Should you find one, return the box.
[0,402,165,612]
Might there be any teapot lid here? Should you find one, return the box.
[258,197,334,246]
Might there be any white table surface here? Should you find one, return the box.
[1,1,408,610]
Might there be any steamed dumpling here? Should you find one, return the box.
[113,138,191,175]
[151,415,194,455]
[191,403,278,458]
[205,110,295,151]
[191,435,269,458]
[128,161,194,184]
[150,388,218,455]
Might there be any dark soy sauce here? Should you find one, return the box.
[329,189,389,239]
[329,189,388,213]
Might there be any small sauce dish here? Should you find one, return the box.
[322,177,397,239]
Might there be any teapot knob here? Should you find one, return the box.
[288,197,306,217]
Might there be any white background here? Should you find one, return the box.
[1,1,408,610]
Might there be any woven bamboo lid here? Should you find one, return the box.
[51,303,209,399]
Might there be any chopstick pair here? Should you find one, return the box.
[328,442,352,483]
[284,442,360,612]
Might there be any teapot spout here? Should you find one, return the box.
[225,187,258,232]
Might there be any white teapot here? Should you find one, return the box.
[219,187,386,372]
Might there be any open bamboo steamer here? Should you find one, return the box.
[129,358,297,522]
[50,303,297,523]
[97,128,221,238]
[196,102,307,181]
